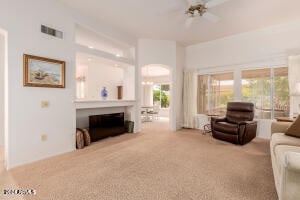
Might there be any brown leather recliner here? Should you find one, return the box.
[211,102,257,145]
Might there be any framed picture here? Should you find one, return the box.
[23,54,65,88]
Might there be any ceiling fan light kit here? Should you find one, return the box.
[185,4,207,17]
[183,0,230,26]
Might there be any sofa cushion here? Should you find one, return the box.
[285,115,300,138]
[271,121,293,134]
[274,145,300,173]
[271,133,300,154]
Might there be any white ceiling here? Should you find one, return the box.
[142,65,170,77]
[75,25,132,57]
[60,0,300,45]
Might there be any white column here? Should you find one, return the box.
[234,68,242,101]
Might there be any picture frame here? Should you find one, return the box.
[23,54,65,88]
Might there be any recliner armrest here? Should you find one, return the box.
[211,117,226,123]
[238,121,257,125]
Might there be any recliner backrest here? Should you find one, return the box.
[226,102,254,124]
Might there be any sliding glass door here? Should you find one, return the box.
[273,67,289,117]
[197,67,289,119]
[153,84,170,108]
[242,68,271,119]
[197,72,234,115]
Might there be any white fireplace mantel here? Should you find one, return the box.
[75,99,136,110]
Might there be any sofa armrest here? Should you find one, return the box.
[285,152,300,172]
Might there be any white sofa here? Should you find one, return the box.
[270,122,300,200]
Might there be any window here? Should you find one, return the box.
[274,67,289,117]
[242,68,271,119]
[197,75,209,114]
[197,72,234,115]
[197,67,289,119]
[210,73,234,115]
[153,84,170,108]
[242,67,289,119]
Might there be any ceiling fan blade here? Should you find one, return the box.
[205,0,230,8]
[185,17,194,28]
[203,12,219,23]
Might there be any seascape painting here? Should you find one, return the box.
[23,54,65,88]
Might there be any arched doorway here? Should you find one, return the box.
[140,64,174,130]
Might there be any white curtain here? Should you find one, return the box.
[288,55,300,115]
[183,69,197,128]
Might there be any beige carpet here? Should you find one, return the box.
[0,121,277,200]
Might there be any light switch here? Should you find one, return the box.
[41,134,47,141]
[41,101,49,108]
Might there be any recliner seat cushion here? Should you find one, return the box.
[213,122,238,135]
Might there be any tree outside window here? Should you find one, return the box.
[153,84,170,108]
[242,67,289,119]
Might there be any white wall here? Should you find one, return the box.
[143,75,171,83]
[0,34,4,147]
[186,20,300,69]
[138,39,177,68]
[123,66,135,100]
[87,64,124,100]
[0,0,137,169]
[175,43,184,129]
[141,85,153,106]
[0,0,76,168]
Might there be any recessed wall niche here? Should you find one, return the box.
[76,53,135,100]
[75,24,135,101]
[75,24,135,60]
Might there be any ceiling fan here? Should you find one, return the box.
[183,0,231,27]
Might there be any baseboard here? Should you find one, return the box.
[7,147,76,170]
[176,121,183,130]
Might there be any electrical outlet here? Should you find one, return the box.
[41,134,47,141]
[41,101,49,108]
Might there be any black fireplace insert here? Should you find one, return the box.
[89,112,125,142]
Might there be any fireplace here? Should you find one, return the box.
[89,112,125,142]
